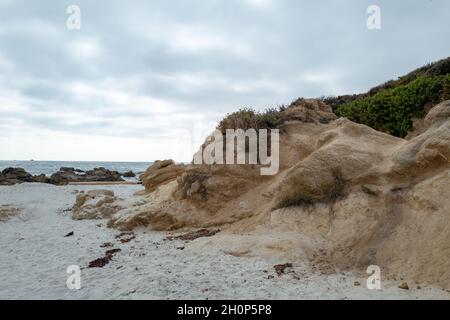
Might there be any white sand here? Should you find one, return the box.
[1,183,449,300]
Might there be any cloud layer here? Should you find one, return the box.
[0,0,449,161]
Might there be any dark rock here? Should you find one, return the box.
[49,171,75,185]
[0,168,34,185]
[84,167,123,182]
[49,167,124,185]
[60,167,83,173]
[274,263,293,276]
[64,231,74,237]
[32,174,50,184]
[1,166,124,186]
[122,171,136,178]
[0,178,16,186]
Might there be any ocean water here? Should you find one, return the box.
[0,160,153,177]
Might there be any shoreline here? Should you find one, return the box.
[68,181,140,186]
[0,165,142,186]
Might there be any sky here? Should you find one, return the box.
[0,0,449,162]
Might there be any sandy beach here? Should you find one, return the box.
[1,183,449,300]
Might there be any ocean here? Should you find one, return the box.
[0,160,153,177]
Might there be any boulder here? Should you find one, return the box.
[84,167,123,182]
[49,168,80,185]
[50,167,124,185]
[122,171,136,178]
[32,174,50,184]
[283,98,338,124]
[0,168,34,185]
[72,190,120,220]
[140,160,185,193]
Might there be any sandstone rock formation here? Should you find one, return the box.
[72,190,120,220]
[424,100,450,128]
[284,98,338,124]
[78,99,450,289]
[139,160,184,193]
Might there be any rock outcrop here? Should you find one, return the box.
[0,168,34,185]
[72,190,120,220]
[139,160,184,193]
[284,98,338,124]
[424,100,450,128]
[0,166,126,186]
[121,171,136,178]
[50,167,124,185]
[75,99,450,290]
[32,174,50,184]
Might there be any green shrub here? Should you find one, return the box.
[217,108,258,133]
[256,107,285,131]
[218,106,285,133]
[442,80,450,101]
[336,75,450,137]
[324,57,450,115]
[368,57,450,95]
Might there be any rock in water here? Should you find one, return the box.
[32,174,50,184]
[50,167,124,185]
[0,168,34,185]
[122,171,136,178]
[84,167,123,182]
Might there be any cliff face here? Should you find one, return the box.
[84,99,450,289]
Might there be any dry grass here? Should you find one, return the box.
[275,169,346,209]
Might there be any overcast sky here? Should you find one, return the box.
[0,0,449,161]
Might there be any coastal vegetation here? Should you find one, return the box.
[217,57,450,139]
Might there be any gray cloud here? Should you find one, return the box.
[0,0,449,160]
